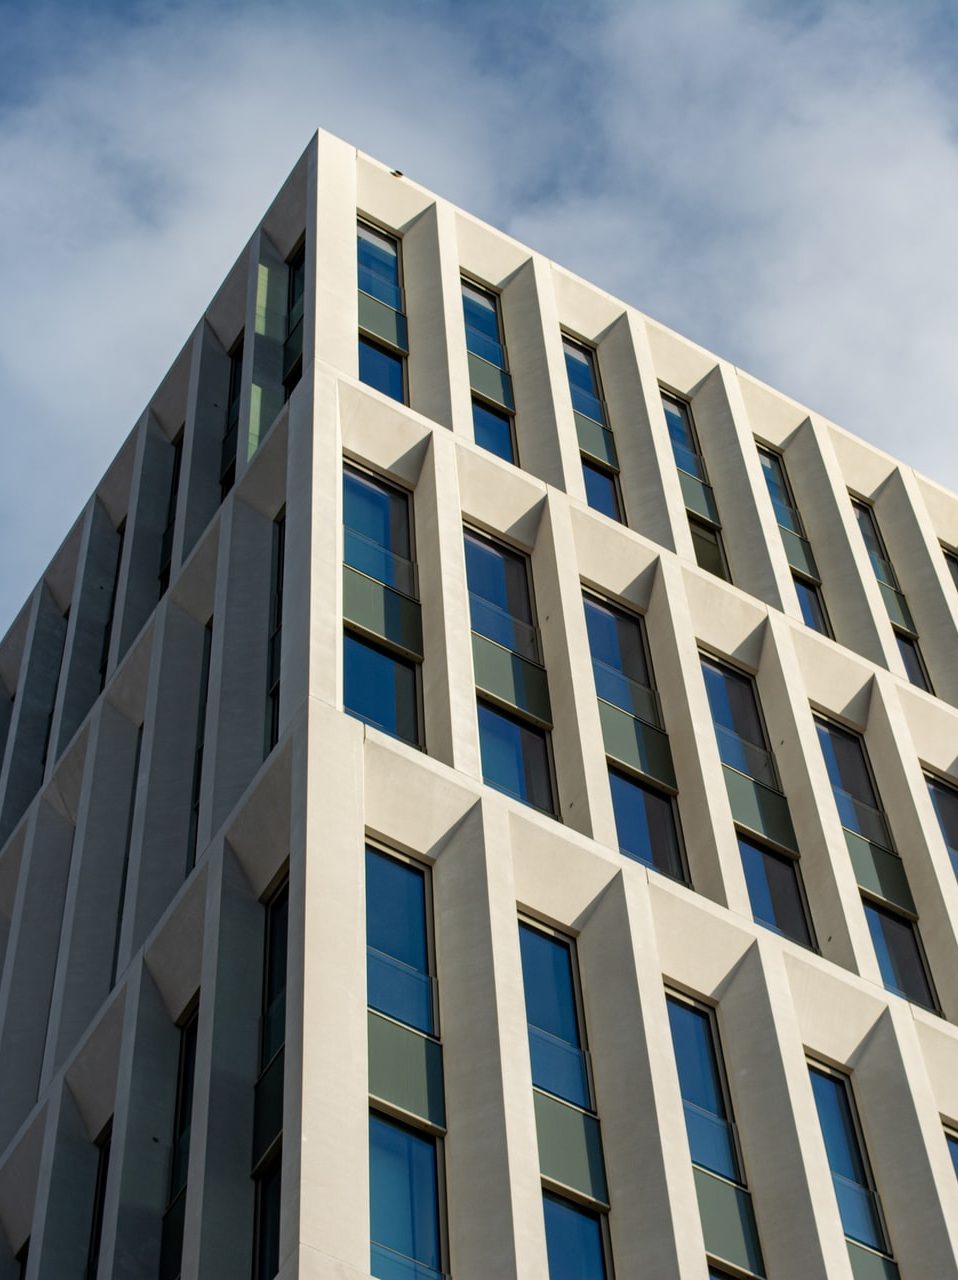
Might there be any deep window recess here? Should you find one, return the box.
[927,773,958,880]
[564,337,623,523]
[159,1006,199,1280]
[852,498,931,691]
[110,723,143,987]
[808,1064,892,1258]
[666,995,741,1184]
[662,391,730,581]
[369,1111,444,1280]
[519,921,591,1111]
[343,466,422,748]
[757,446,831,636]
[99,517,125,691]
[221,335,243,500]
[85,1120,112,1280]
[366,847,435,1037]
[463,280,516,464]
[358,222,407,405]
[186,619,213,874]
[261,882,288,1069]
[543,1191,608,1280]
[265,509,285,756]
[159,428,184,595]
[252,881,287,1280]
[282,241,305,400]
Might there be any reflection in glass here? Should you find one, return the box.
[661,394,704,480]
[519,923,590,1109]
[738,836,811,947]
[369,1114,442,1280]
[666,997,740,1183]
[477,701,554,814]
[582,461,622,522]
[360,337,405,403]
[809,1067,887,1253]
[543,1192,607,1280]
[366,848,434,1036]
[462,282,505,368]
[358,223,402,311]
[609,768,683,881]
[927,775,958,880]
[344,468,415,596]
[472,399,515,464]
[758,448,803,535]
[583,596,655,723]
[815,720,891,848]
[794,576,831,637]
[863,900,936,1010]
[464,533,539,661]
[344,634,419,746]
[563,339,606,425]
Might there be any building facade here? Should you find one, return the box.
[1,129,958,1280]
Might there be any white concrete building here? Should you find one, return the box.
[1,129,958,1280]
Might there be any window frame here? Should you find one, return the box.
[365,840,440,1041]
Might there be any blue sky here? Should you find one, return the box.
[2,0,958,630]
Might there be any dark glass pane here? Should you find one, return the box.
[358,224,402,311]
[945,548,958,591]
[253,1157,282,1280]
[794,576,831,636]
[689,519,729,581]
[609,769,683,881]
[462,281,505,367]
[853,501,898,589]
[738,836,811,947]
[582,461,622,522]
[262,884,288,1066]
[366,849,433,1035]
[477,701,554,814]
[927,776,958,879]
[464,533,538,661]
[661,394,704,480]
[815,721,890,846]
[359,338,405,403]
[170,1013,198,1202]
[666,998,739,1182]
[472,399,515,463]
[369,1114,441,1279]
[344,468,414,595]
[701,658,775,787]
[563,340,606,425]
[87,1124,112,1280]
[583,597,653,719]
[759,449,802,534]
[543,1193,607,1280]
[864,901,936,1010]
[519,924,589,1109]
[947,1132,958,1181]
[895,632,931,692]
[344,634,419,746]
[809,1067,885,1251]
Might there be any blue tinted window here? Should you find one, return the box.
[662,394,704,480]
[895,632,931,692]
[464,533,538,661]
[700,658,775,788]
[344,634,419,746]
[369,1113,442,1280]
[582,461,622,522]
[809,1067,886,1252]
[863,900,936,1010]
[738,836,811,947]
[543,1193,607,1280]
[477,701,554,814]
[852,500,898,589]
[366,849,433,1035]
[462,281,505,367]
[583,596,653,719]
[794,576,831,636]
[610,769,683,881]
[472,399,515,463]
[563,339,606,425]
[360,337,405,403]
[947,1131,958,1181]
[666,997,739,1182]
[358,223,402,311]
[927,776,958,880]
[343,468,414,595]
[519,924,589,1109]
[758,448,802,534]
[815,721,891,848]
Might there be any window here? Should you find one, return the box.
[662,393,705,481]
[252,1155,282,1280]
[895,631,932,692]
[815,718,891,849]
[97,517,125,692]
[265,510,285,755]
[543,1191,608,1280]
[583,595,654,718]
[282,241,305,400]
[110,723,143,988]
[758,446,832,636]
[221,335,243,499]
[942,545,958,591]
[462,280,506,369]
[609,768,683,880]
[666,995,740,1183]
[472,399,515,464]
[160,1006,199,1280]
[358,223,406,405]
[86,1120,112,1280]
[369,1112,443,1280]
[701,657,777,789]
[663,392,731,582]
[852,498,930,690]
[477,700,554,813]
[946,1129,958,1181]
[689,517,730,581]
[927,773,958,879]
[808,1064,890,1255]
[793,575,831,637]
[464,532,539,661]
[186,619,213,874]
[519,921,590,1110]
[15,1240,28,1279]
[564,337,622,523]
[261,881,288,1069]
[863,899,937,1011]
[366,847,435,1036]
[738,834,812,947]
[252,882,286,1280]
[343,467,421,748]
[159,428,184,595]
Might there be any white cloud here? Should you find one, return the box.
[1,0,958,628]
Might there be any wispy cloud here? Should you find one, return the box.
[1,0,957,626]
